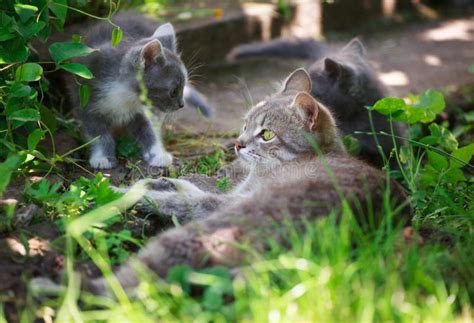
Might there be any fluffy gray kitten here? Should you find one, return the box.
[67,14,187,169]
[228,38,406,168]
[84,69,409,296]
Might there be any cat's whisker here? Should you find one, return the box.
[232,76,254,109]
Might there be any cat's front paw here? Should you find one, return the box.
[90,154,117,169]
[143,145,173,167]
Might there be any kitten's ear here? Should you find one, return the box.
[282,68,312,93]
[292,92,320,131]
[153,23,177,52]
[141,39,165,67]
[342,38,365,56]
[324,58,343,79]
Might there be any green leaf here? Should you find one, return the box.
[26,179,62,202]
[0,155,20,197]
[0,38,29,63]
[15,63,43,82]
[72,34,85,43]
[50,19,64,33]
[14,4,38,22]
[167,265,193,294]
[17,20,46,39]
[60,63,94,79]
[450,144,474,169]
[0,32,16,42]
[111,27,123,47]
[40,105,57,132]
[427,123,458,152]
[9,109,40,122]
[37,24,51,43]
[0,12,14,27]
[444,168,466,183]
[342,135,361,156]
[399,145,410,164]
[48,0,68,24]
[373,98,406,116]
[49,42,96,63]
[28,129,46,151]
[79,83,91,108]
[404,89,445,124]
[9,82,31,97]
[373,89,446,124]
[419,166,438,188]
[203,286,224,310]
[408,124,422,140]
[117,137,140,158]
[412,89,445,113]
[427,150,448,171]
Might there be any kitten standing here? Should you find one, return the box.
[66,13,187,169]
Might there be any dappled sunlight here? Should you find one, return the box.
[423,19,474,41]
[423,54,442,66]
[5,237,51,257]
[379,70,410,87]
[241,3,274,41]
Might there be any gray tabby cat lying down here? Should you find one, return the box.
[84,69,410,296]
[66,13,212,169]
[228,38,406,168]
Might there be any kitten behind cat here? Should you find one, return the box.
[67,13,187,169]
[84,69,409,296]
[228,38,406,168]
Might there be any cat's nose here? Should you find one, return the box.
[235,142,246,151]
[178,99,185,108]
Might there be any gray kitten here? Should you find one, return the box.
[84,69,409,295]
[228,38,405,168]
[67,14,187,169]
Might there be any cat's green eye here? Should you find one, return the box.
[261,129,276,141]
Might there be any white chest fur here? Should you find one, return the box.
[94,81,143,126]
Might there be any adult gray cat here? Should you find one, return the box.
[228,38,405,168]
[67,14,188,169]
[84,69,409,295]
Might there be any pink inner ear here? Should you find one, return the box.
[142,40,162,66]
[303,104,318,130]
[295,93,319,130]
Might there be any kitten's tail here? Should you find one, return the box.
[227,38,326,62]
[184,85,213,117]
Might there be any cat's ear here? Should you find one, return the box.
[292,92,320,131]
[324,58,344,79]
[153,23,177,52]
[342,38,365,56]
[282,68,312,93]
[141,39,165,67]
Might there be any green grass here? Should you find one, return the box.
[24,203,474,322]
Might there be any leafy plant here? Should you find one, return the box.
[372,89,473,230]
[0,0,122,195]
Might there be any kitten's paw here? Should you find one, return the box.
[90,154,116,169]
[144,145,173,167]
